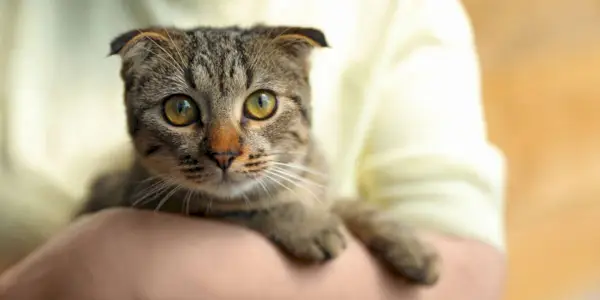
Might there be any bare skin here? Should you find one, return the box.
[0,209,505,300]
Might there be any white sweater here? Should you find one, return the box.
[0,0,505,250]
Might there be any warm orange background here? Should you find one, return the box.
[463,0,600,299]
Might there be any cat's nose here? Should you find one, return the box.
[208,151,240,171]
[205,122,242,171]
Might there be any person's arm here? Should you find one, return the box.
[356,0,506,250]
[0,209,504,300]
[352,0,507,297]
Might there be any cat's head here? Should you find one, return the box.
[110,25,327,200]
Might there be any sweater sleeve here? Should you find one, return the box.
[356,0,506,250]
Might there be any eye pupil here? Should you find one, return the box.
[258,94,268,108]
[176,101,189,114]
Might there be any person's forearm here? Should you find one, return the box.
[141,215,505,300]
[413,232,506,300]
[198,230,507,300]
[0,210,506,300]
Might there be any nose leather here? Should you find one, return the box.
[206,123,242,171]
[208,151,239,170]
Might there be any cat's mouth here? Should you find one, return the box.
[196,171,238,186]
[182,169,258,199]
[220,169,232,181]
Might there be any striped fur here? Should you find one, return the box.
[79,25,440,285]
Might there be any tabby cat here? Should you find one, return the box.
[78,25,439,285]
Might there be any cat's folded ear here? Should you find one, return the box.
[109,27,170,56]
[270,27,329,48]
[253,26,329,56]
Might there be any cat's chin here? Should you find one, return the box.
[190,178,258,201]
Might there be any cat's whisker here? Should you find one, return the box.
[256,175,272,197]
[269,166,326,189]
[263,169,321,205]
[263,151,309,163]
[261,172,293,195]
[247,27,293,72]
[250,27,280,67]
[138,30,185,74]
[131,176,168,200]
[181,189,192,215]
[131,181,172,208]
[255,175,274,206]
[266,150,306,154]
[141,63,186,89]
[261,173,308,205]
[131,181,162,200]
[172,76,188,89]
[241,192,251,209]
[131,175,170,195]
[134,175,163,185]
[271,173,321,205]
[164,29,187,70]
[186,189,197,216]
[155,185,181,212]
[258,38,301,70]
[139,175,178,199]
[205,198,213,215]
[270,162,328,178]
[263,151,307,158]
[140,47,184,78]
[247,30,271,71]
[256,37,308,72]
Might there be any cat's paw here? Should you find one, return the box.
[271,216,347,263]
[369,222,440,285]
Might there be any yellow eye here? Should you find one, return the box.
[163,95,199,126]
[244,90,278,120]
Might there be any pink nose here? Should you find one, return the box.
[208,152,239,170]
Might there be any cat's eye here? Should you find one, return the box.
[244,90,278,121]
[163,95,199,126]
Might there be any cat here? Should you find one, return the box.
[78,25,440,285]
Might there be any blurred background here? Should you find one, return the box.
[1,1,600,299]
[463,0,600,299]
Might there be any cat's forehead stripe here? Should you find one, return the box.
[185,30,253,98]
[235,37,253,89]
[184,62,197,89]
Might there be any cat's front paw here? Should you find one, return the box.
[369,222,440,285]
[271,216,346,263]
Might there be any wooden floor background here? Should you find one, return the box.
[463,0,600,299]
